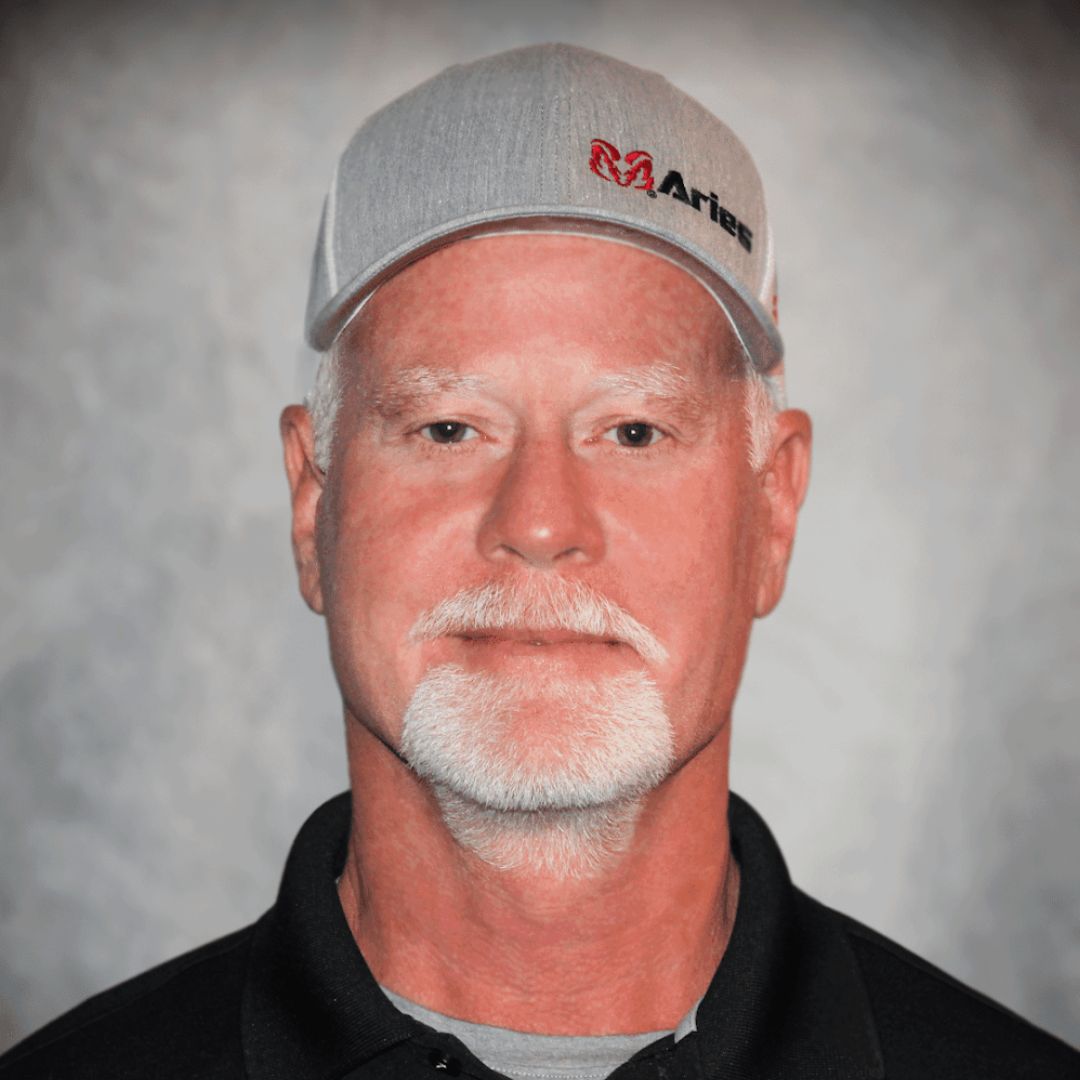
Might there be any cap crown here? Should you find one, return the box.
[306,44,781,370]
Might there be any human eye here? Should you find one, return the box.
[601,421,666,448]
[418,420,479,445]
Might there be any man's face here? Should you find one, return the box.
[283,234,808,864]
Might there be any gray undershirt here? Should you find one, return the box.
[381,986,700,1080]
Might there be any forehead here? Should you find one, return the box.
[335,234,741,394]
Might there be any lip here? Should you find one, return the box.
[457,631,622,647]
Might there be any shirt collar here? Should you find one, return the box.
[241,791,883,1080]
[690,795,884,1078]
[241,792,412,1080]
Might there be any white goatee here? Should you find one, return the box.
[400,579,675,878]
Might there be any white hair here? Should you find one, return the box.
[307,347,342,473]
[306,340,785,473]
[433,791,646,881]
[746,361,786,472]
[399,577,676,878]
[408,576,669,666]
[402,666,672,808]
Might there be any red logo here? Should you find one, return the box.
[588,136,754,252]
[589,139,655,191]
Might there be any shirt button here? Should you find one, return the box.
[428,1049,463,1076]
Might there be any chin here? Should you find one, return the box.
[399,662,676,876]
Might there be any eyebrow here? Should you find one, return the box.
[586,363,710,425]
[366,361,714,426]
[587,363,694,399]
[367,366,499,418]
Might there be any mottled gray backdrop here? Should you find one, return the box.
[1,0,1077,1053]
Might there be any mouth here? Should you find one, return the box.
[457,631,622,648]
[435,630,640,673]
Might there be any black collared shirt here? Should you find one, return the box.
[1,792,1075,1079]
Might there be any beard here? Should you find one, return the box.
[400,662,675,878]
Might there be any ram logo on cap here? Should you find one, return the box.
[588,139,656,192]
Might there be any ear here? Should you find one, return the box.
[754,408,812,617]
[280,404,326,615]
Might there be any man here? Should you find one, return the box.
[0,43,1075,1080]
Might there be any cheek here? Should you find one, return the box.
[603,459,751,619]
[660,527,742,675]
[319,453,482,717]
[598,458,760,739]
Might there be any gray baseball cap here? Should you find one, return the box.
[305,43,782,372]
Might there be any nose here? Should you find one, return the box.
[476,437,605,568]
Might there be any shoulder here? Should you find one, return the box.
[0,920,259,1080]
[802,893,1079,1079]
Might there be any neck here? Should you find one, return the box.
[337,720,738,1036]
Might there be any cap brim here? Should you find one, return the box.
[306,209,783,373]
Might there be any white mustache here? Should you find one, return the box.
[407,578,669,667]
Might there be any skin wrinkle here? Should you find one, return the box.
[280,233,812,1035]
[369,362,712,431]
[307,311,781,472]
